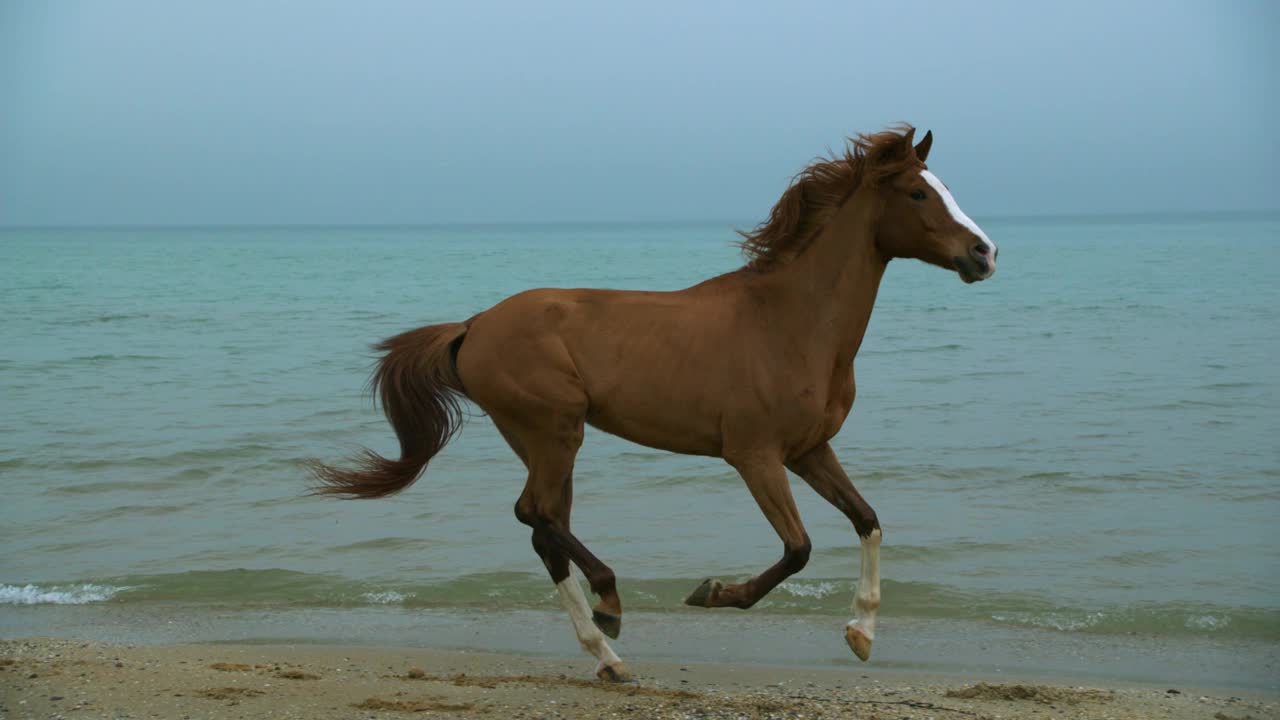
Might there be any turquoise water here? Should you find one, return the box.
[2,217,1278,643]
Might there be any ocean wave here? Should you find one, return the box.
[862,343,964,356]
[361,590,415,605]
[991,610,1108,632]
[0,583,127,605]
[29,444,278,473]
[49,313,151,327]
[630,471,741,489]
[777,580,845,599]
[68,354,171,364]
[47,477,189,496]
[990,606,1252,637]
[331,537,433,553]
[1184,614,1231,630]
[6,567,1276,642]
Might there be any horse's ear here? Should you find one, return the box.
[914,130,933,163]
[866,126,918,169]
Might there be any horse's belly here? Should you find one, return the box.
[584,396,723,457]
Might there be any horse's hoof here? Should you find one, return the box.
[845,624,873,661]
[683,578,723,608]
[592,609,622,639]
[595,661,632,683]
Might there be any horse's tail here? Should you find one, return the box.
[308,322,470,499]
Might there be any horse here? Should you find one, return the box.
[308,125,998,682]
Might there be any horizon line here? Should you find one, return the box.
[1,208,1276,231]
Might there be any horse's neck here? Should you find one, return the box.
[771,190,888,367]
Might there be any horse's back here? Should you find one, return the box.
[456,285,748,456]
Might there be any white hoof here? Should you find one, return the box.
[845,623,873,661]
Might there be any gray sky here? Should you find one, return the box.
[1,1,1275,225]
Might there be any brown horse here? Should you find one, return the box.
[309,125,997,681]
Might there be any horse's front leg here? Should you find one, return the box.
[684,454,812,610]
[786,442,881,661]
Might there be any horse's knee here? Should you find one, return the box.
[782,538,812,574]
[514,498,537,527]
[854,507,880,539]
[515,493,559,524]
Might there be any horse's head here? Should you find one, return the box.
[875,130,997,284]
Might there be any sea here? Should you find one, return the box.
[2,216,1278,687]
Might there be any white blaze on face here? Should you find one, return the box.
[920,170,996,257]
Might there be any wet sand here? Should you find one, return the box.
[7,604,1280,693]
[3,637,1276,720]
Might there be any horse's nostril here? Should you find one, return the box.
[971,243,989,256]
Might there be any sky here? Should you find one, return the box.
[1,1,1276,226]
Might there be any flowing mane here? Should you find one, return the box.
[739,125,921,271]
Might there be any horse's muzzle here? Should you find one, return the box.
[953,254,995,284]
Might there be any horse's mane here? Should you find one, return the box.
[739,125,920,272]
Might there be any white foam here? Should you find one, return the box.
[0,583,126,605]
[991,611,1107,632]
[778,580,843,598]
[361,590,413,605]
[1185,614,1230,630]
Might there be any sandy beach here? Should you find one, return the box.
[2,637,1276,720]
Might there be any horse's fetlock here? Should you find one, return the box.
[588,568,617,595]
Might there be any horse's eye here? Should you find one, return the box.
[910,188,927,201]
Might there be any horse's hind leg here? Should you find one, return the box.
[498,413,629,682]
[786,442,881,661]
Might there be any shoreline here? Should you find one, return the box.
[3,637,1277,720]
[4,603,1278,691]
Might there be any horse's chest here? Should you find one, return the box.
[788,368,856,450]
[820,373,856,435]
